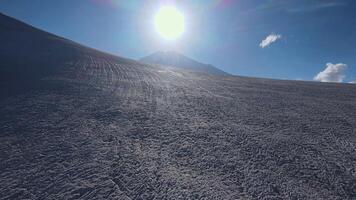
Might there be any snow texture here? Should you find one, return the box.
[140,51,228,75]
[1,13,356,200]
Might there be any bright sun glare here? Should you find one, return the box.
[154,6,185,40]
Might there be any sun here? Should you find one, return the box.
[154,6,185,40]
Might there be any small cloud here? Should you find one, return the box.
[349,81,356,84]
[314,63,347,83]
[260,34,282,48]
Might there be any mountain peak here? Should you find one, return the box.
[139,51,228,75]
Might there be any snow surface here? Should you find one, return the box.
[1,13,356,199]
[140,51,228,75]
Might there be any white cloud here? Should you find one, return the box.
[313,63,347,83]
[260,34,282,48]
[349,81,356,84]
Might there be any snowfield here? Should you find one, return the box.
[1,13,356,200]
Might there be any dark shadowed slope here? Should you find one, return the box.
[1,13,356,200]
[140,51,228,75]
[0,12,134,98]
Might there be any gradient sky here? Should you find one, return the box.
[1,0,356,82]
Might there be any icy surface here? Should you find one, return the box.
[1,13,356,199]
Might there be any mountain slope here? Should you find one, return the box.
[0,12,136,99]
[1,13,356,200]
[140,51,228,75]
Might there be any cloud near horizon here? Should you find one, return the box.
[314,63,347,83]
[260,34,282,48]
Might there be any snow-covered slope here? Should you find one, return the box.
[140,51,228,75]
[1,13,356,200]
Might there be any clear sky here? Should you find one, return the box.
[1,0,356,82]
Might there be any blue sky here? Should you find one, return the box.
[1,0,355,82]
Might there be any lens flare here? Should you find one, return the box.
[154,6,185,40]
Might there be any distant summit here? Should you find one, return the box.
[140,51,228,75]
